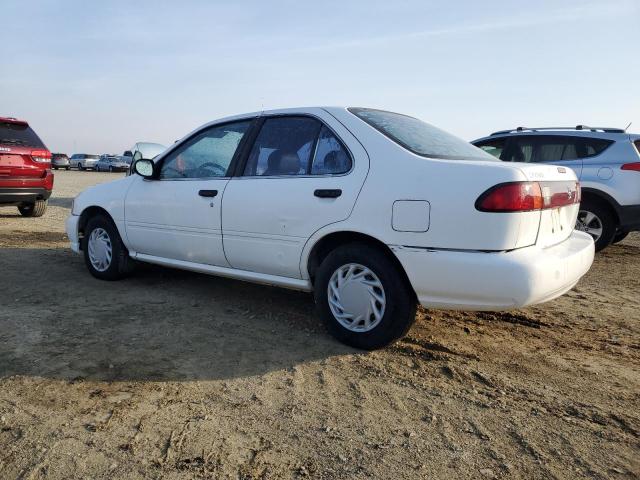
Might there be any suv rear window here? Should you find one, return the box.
[0,121,45,148]
[349,108,495,161]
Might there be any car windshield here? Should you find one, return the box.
[349,108,495,161]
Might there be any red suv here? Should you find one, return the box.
[0,116,53,217]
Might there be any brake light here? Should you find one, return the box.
[476,181,580,212]
[31,149,51,163]
[621,162,640,172]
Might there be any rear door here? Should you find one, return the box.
[221,111,369,278]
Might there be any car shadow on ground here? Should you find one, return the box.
[48,196,75,208]
[0,248,355,383]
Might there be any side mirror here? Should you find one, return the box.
[123,150,132,157]
[133,159,154,178]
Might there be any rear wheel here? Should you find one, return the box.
[575,198,616,252]
[18,200,47,217]
[315,243,417,350]
[82,215,134,280]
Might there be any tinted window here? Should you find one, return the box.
[579,137,613,157]
[349,108,495,161]
[311,126,351,174]
[160,120,251,179]
[503,137,535,162]
[475,138,507,159]
[243,117,322,176]
[86,155,100,159]
[0,122,45,148]
[502,135,613,163]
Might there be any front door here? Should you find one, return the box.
[124,119,253,266]
[221,112,369,278]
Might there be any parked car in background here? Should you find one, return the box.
[125,142,166,174]
[51,153,70,170]
[472,126,640,251]
[0,116,53,217]
[96,154,129,172]
[70,153,100,170]
[67,107,594,350]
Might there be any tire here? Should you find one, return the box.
[613,231,629,244]
[78,162,84,170]
[314,243,417,350]
[82,214,135,280]
[576,198,616,252]
[18,200,47,217]
[53,167,58,170]
[65,166,70,171]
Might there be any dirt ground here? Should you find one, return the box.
[0,170,638,479]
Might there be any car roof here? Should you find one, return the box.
[473,127,636,143]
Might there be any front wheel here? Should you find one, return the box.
[78,162,84,170]
[18,200,47,217]
[82,215,135,280]
[575,199,616,252]
[314,244,417,350]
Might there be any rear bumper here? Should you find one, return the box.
[392,230,595,310]
[65,214,81,253]
[0,187,52,205]
[618,204,640,231]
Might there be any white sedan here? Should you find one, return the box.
[66,107,594,349]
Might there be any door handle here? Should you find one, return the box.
[198,189,218,197]
[314,189,342,198]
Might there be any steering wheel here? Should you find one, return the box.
[161,166,185,178]
[197,162,227,176]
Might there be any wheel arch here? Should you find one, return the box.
[304,230,417,300]
[77,206,116,249]
[581,187,621,225]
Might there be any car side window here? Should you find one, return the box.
[311,126,352,175]
[534,136,579,162]
[503,137,534,162]
[475,138,507,159]
[243,117,322,176]
[159,120,251,179]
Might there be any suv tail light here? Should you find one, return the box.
[31,149,51,163]
[476,181,580,212]
[621,162,640,172]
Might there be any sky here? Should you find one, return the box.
[1,0,639,154]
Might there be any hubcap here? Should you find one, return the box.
[88,227,112,272]
[576,210,603,242]
[327,263,386,333]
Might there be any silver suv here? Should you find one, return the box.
[472,126,640,251]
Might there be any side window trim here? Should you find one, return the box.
[153,118,258,181]
[234,113,354,178]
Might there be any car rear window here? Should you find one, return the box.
[348,108,496,161]
[0,121,46,148]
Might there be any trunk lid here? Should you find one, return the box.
[510,163,580,248]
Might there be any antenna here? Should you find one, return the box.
[625,122,632,132]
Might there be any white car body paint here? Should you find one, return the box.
[67,107,595,310]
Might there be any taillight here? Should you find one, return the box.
[476,181,580,213]
[621,162,640,172]
[31,149,51,163]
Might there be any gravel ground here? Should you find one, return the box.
[0,170,638,479]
